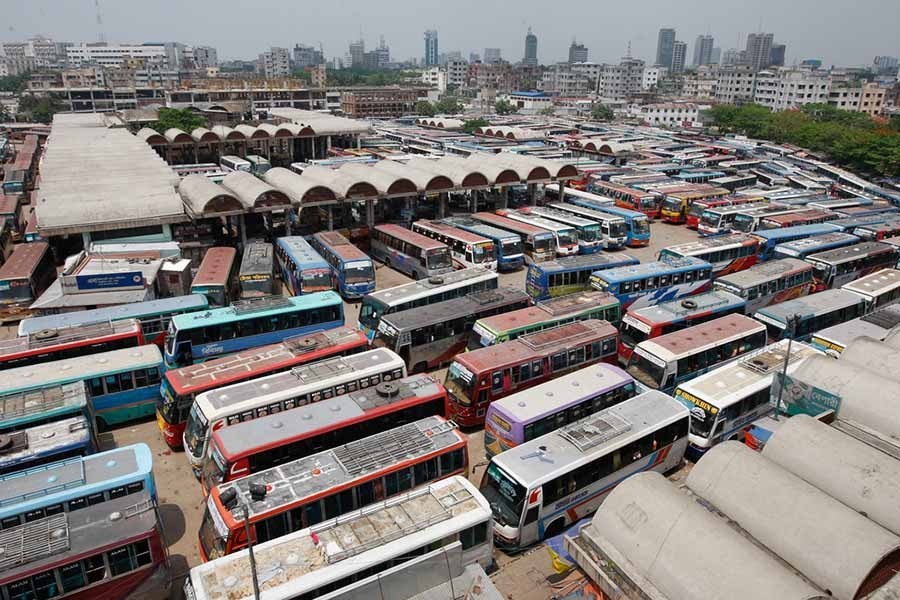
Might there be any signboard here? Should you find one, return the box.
[61,271,145,294]
[771,372,842,417]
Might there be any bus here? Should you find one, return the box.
[274,236,333,295]
[757,208,837,230]
[810,303,900,356]
[157,327,367,449]
[245,154,272,175]
[832,205,899,219]
[0,444,155,529]
[658,234,760,277]
[198,415,467,559]
[0,319,143,371]
[660,187,731,224]
[525,254,639,302]
[590,256,713,311]
[187,476,491,600]
[220,155,251,172]
[824,214,900,233]
[0,416,94,476]
[480,390,688,548]
[709,173,758,192]
[541,203,628,250]
[589,181,661,218]
[753,289,868,342]
[190,247,238,307]
[751,223,847,261]
[495,209,579,257]
[309,230,376,299]
[469,291,621,350]
[771,232,861,261]
[556,200,650,247]
[697,202,770,236]
[444,320,619,427]
[201,373,448,493]
[841,268,900,310]
[370,224,454,280]
[0,242,55,319]
[411,220,497,270]
[731,206,808,233]
[853,219,900,241]
[518,206,604,253]
[0,345,163,428]
[0,383,93,439]
[712,258,815,315]
[804,241,899,290]
[625,314,767,394]
[470,212,556,264]
[686,196,759,230]
[808,197,872,211]
[441,216,525,271]
[358,267,497,341]
[483,363,637,459]
[17,294,209,347]
[374,288,531,372]
[237,241,274,299]
[618,290,747,363]
[183,348,407,474]
[543,183,613,207]
[673,340,822,460]
[164,292,343,368]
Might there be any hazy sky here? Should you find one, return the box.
[3,0,898,67]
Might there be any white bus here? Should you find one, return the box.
[185,476,492,600]
[479,390,689,550]
[219,155,251,173]
[497,209,579,256]
[411,220,497,271]
[182,348,406,474]
[811,304,900,356]
[840,268,900,310]
[672,340,822,460]
[547,203,629,250]
[712,258,815,315]
[523,205,611,252]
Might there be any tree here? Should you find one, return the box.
[0,104,9,122]
[494,99,518,115]
[16,94,63,124]
[0,72,30,93]
[291,69,312,84]
[591,103,614,121]
[462,118,489,134]
[149,107,207,134]
[434,97,463,115]
[414,100,435,117]
[539,106,555,116]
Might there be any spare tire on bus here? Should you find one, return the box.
[33,328,58,341]
[376,382,401,398]
[428,276,445,285]
[680,299,698,310]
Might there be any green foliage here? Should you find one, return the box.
[434,97,463,115]
[149,108,207,134]
[414,100,435,117]
[708,103,900,177]
[16,94,63,124]
[0,72,30,93]
[325,68,415,87]
[0,104,9,122]
[494,99,518,115]
[591,103,614,121]
[539,106,556,116]
[291,69,312,84]
[462,118,489,134]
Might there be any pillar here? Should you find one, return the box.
[528,183,537,206]
[356,135,362,150]
[437,193,448,219]
[470,191,478,214]
[193,144,199,164]
[499,187,509,209]
[327,205,334,231]
[238,213,247,246]
[558,179,566,203]
[366,199,375,228]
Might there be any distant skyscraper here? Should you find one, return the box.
[710,47,722,64]
[671,41,687,73]
[469,52,480,63]
[656,28,675,68]
[693,34,714,67]
[745,32,774,71]
[484,48,502,64]
[769,44,786,67]
[568,41,588,63]
[349,39,365,68]
[424,30,439,66]
[524,28,538,66]
[874,55,899,74]
[721,48,741,66]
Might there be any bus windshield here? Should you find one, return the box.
[558,230,578,247]
[662,197,682,212]
[700,211,720,229]
[502,239,523,257]
[640,196,658,209]
[345,261,375,283]
[199,509,228,561]
[627,350,667,389]
[481,463,525,528]
[609,221,628,238]
[302,268,332,290]
[619,319,649,348]
[426,248,453,271]
[534,236,553,253]
[731,214,754,232]
[202,445,228,490]
[184,405,208,459]
[445,362,475,406]
[632,218,651,235]
[580,225,600,242]
[358,298,388,330]
[472,243,493,264]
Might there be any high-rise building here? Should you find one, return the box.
[769,44,786,67]
[710,47,722,64]
[656,28,676,68]
[349,39,365,68]
[524,28,538,67]
[258,47,290,78]
[671,41,687,73]
[293,43,324,68]
[568,41,588,64]
[193,45,218,68]
[484,48,502,64]
[469,52,480,64]
[873,55,898,74]
[745,32,774,71]
[721,48,741,66]
[598,57,646,100]
[693,35,714,67]
[424,30,439,67]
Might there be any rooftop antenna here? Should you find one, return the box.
[626,40,632,59]
[94,0,105,43]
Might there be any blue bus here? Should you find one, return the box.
[750,223,843,261]
[0,346,164,428]
[442,216,525,271]
[0,382,93,436]
[0,444,155,530]
[772,232,861,260]
[526,253,639,301]
[275,236,334,296]
[309,231,375,299]
[565,201,651,247]
[590,256,713,311]
[164,293,344,367]
[0,416,95,476]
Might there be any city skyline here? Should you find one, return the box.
[2,0,898,67]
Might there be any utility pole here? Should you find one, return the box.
[242,504,260,600]
[773,314,799,421]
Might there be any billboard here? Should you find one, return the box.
[771,372,842,417]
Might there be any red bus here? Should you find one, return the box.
[444,319,619,427]
[759,208,837,230]
[201,373,448,494]
[0,241,55,320]
[199,415,467,559]
[685,196,762,229]
[190,247,238,307]
[0,318,143,371]
[590,181,661,219]
[157,327,367,448]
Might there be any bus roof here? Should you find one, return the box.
[552,202,630,224]
[854,218,900,235]
[216,416,463,519]
[0,242,48,281]
[171,292,341,330]
[477,291,617,332]
[274,236,329,268]
[661,233,756,257]
[441,217,520,242]
[0,345,161,396]
[594,182,654,197]
[374,224,447,251]
[533,253,639,274]
[165,327,366,393]
[636,314,764,361]
[714,258,812,290]
[500,210,577,234]
[526,205,613,227]
[192,247,237,287]
[213,373,443,460]
[805,241,895,266]
[17,294,209,336]
[0,443,152,509]
[312,231,371,262]
[813,304,900,350]
[592,256,711,283]
[365,267,496,307]
[751,223,841,243]
[413,220,491,244]
[674,340,821,409]
[773,232,859,255]
[736,205,803,218]
[825,215,894,231]
[491,391,687,485]
[762,208,835,225]
[379,287,528,332]
[491,363,633,424]
[841,268,900,299]
[0,319,140,357]
[471,212,555,238]
[627,290,745,326]
[704,202,769,216]
[0,383,88,430]
[754,289,866,324]
[0,416,90,471]
[239,242,273,277]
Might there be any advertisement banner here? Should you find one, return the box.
[772,372,842,417]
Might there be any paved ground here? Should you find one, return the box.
[29,218,701,599]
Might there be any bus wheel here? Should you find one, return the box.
[544,519,566,539]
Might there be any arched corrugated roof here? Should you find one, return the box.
[276,123,315,137]
[486,153,551,182]
[179,174,243,217]
[464,155,521,185]
[234,124,268,140]
[136,127,167,145]
[191,127,220,143]
[163,128,192,144]
[372,159,453,192]
[407,157,489,189]
[269,108,372,136]
[300,164,378,200]
[263,167,338,206]
[211,125,245,141]
[337,163,417,197]
[840,337,900,377]
[257,123,292,138]
[221,170,290,211]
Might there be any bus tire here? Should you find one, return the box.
[544,518,566,539]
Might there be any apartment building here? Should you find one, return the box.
[446,59,468,88]
[828,82,886,116]
[540,64,594,96]
[598,58,646,100]
[633,102,700,126]
[258,47,290,78]
[340,87,425,118]
[715,64,757,104]
[753,68,830,110]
